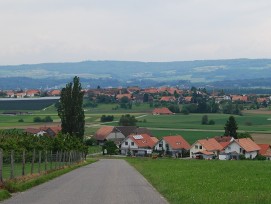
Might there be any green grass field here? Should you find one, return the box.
[1,103,271,143]
[127,158,271,204]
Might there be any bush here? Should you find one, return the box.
[245,121,253,126]
[43,116,53,122]
[84,138,96,146]
[254,154,266,160]
[33,116,42,122]
[100,115,114,122]
[18,119,24,122]
[239,155,246,160]
[181,108,189,115]
[208,120,215,125]
[103,141,118,155]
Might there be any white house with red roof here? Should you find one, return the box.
[223,138,260,159]
[258,144,271,160]
[120,134,158,156]
[154,135,191,157]
[190,138,223,159]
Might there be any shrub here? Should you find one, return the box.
[33,116,42,122]
[18,119,24,122]
[43,116,53,122]
[208,120,215,125]
[84,138,96,146]
[239,155,246,160]
[100,115,114,122]
[254,154,266,160]
[181,108,189,115]
[245,121,253,126]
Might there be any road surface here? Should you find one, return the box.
[3,159,168,204]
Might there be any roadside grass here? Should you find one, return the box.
[88,146,102,154]
[127,158,271,204]
[0,190,11,201]
[4,158,97,193]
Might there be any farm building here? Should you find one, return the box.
[257,144,271,160]
[152,107,173,115]
[94,126,153,145]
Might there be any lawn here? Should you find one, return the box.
[139,113,271,132]
[127,158,271,204]
[150,129,223,144]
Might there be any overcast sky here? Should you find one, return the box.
[1,0,271,65]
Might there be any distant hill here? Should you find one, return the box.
[0,59,271,89]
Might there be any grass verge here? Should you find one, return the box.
[0,189,11,201]
[3,158,97,193]
[127,158,271,204]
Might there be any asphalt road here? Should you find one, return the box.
[2,159,168,204]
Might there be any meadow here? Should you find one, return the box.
[1,103,271,143]
[127,158,271,204]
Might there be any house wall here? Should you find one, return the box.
[154,139,167,151]
[107,132,125,140]
[190,142,206,158]
[225,141,258,159]
[120,138,139,155]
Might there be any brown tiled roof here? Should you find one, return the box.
[198,138,223,151]
[114,126,137,137]
[116,94,132,100]
[214,136,232,143]
[94,126,115,140]
[257,144,271,156]
[132,128,153,136]
[25,128,42,134]
[219,142,231,149]
[129,134,157,148]
[152,108,173,115]
[235,138,261,152]
[160,96,176,102]
[163,135,191,150]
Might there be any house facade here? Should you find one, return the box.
[154,135,190,157]
[224,138,260,159]
[120,134,158,156]
[190,138,223,159]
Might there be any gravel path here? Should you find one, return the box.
[2,159,168,204]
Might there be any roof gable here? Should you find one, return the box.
[163,135,191,150]
[198,138,223,151]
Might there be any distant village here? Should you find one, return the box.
[0,86,270,106]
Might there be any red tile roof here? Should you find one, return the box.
[94,126,114,140]
[235,138,261,152]
[214,136,232,143]
[163,135,191,150]
[258,144,271,156]
[129,134,157,148]
[184,96,192,102]
[231,95,248,102]
[160,96,176,102]
[116,94,132,100]
[152,108,173,115]
[198,138,223,151]
[219,141,231,149]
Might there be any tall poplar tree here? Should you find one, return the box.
[58,76,85,140]
[224,116,238,139]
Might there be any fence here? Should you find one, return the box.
[0,148,85,185]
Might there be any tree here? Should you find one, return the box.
[58,76,85,140]
[224,116,238,139]
[201,115,208,125]
[119,114,137,126]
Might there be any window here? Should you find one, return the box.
[228,146,231,150]
[125,142,128,145]
[239,148,242,153]
[131,142,134,146]
[195,145,198,149]
[199,145,202,149]
[159,144,162,147]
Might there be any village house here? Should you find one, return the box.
[48,90,61,96]
[223,138,260,159]
[257,144,271,160]
[190,138,223,159]
[94,126,153,145]
[154,135,191,157]
[25,126,61,137]
[26,89,40,97]
[231,95,248,102]
[152,107,173,115]
[120,134,158,156]
[160,96,176,102]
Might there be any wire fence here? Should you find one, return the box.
[0,148,85,185]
